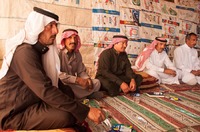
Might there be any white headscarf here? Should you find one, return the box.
[0,8,60,87]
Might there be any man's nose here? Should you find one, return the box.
[70,38,75,43]
[161,45,165,48]
[52,25,58,34]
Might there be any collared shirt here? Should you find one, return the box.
[174,43,200,73]
[145,49,176,72]
[96,48,136,86]
[59,49,89,84]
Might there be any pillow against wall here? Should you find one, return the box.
[135,71,159,89]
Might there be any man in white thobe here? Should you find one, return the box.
[135,37,179,84]
[174,33,200,85]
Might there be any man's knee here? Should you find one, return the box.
[100,81,120,97]
[27,107,76,130]
[182,73,197,85]
[54,111,76,127]
[108,88,120,97]
[35,110,76,129]
[184,78,197,85]
[92,79,101,91]
[135,74,143,83]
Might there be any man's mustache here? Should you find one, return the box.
[50,35,56,39]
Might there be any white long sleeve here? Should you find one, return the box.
[174,44,200,72]
[145,50,175,72]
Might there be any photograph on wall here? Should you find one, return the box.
[176,0,199,8]
[120,7,140,26]
[92,0,116,10]
[162,23,179,40]
[177,8,199,23]
[160,1,177,16]
[121,25,139,40]
[78,28,93,45]
[140,24,162,40]
[140,11,161,25]
[179,20,197,35]
[132,0,140,6]
[140,0,161,13]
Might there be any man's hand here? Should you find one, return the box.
[120,82,130,94]
[87,78,93,91]
[164,68,176,77]
[76,77,89,89]
[129,79,136,92]
[87,107,106,124]
[191,70,200,76]
[197,70,200,76]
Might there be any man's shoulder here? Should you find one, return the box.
[15,43,36,56]
[100,49,112,56]
[149,49,157,56]
[75,51,83,59]
[16,43,33,51]
[121,52,128,58]
[174,44,184,52]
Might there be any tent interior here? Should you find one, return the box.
[0,0,200,132]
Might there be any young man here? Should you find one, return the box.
[135,37,179,84]
[174,33,200,85]
[58,29,103,100]
[96,35,143,97]
[0,7,105,130]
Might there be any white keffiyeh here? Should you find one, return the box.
[0,9,60,87]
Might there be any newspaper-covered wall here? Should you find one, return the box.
[0,0,200,77]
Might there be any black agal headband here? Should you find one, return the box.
[155,37,167,42]
[33,7,59,21]
[113,35,128,40]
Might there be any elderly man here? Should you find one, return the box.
[96,35,143,97]
[0,7,105,130]
[58,29,103,100]
[174,33,200,85]
[135,37,179,84]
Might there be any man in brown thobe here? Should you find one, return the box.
[96,35,143,97]
[0,7,105,130]
[58,29,103,100]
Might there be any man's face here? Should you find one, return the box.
[186,35,197,48]
[114,40,128,53]
[64,34,78,52]
[155,41,166,53]
[38,21,58,45]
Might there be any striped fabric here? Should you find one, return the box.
[88,89,200,132]
[161,83,200,92]
[3,84,200,132]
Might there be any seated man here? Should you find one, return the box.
[58,29,103,100]
[135,37,179,84]
[0,7,105,130]
[174,33,200,85]
[96,35,143,97]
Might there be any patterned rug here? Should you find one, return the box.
[2,86,200,132]
[161,83,200,92]
[87,90,200,132]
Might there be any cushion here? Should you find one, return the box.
[135,71,159,89]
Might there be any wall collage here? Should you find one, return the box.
[1,0,200,75]
[52,0,200,67]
